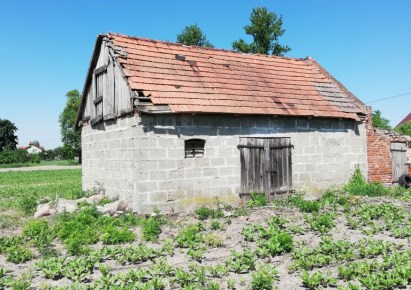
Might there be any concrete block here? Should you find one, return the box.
[168,191,186,201]
[167,148,183,159]
[148,149,167,160]
[210,158,225,167]
[177,158,194,169]
[158,138,177,148]
[226,157,240,166]
[149,171,167,181]
[205,147,218,158]
[168,170,185,180]
[226,137,240,146]
[218,167,234,176]
[158,160,178,170]
[159,180,178,191]
[149,192,168,203]
[194,158,210,168]
[137,182,158,192]
[127,181,136,191]
[201,168,218,176]
[304,164,317,172]
[140,138,156,149]
[207,138,222,147]
[185,168,202,178]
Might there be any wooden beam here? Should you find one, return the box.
[94,65,107,75]
[137,104,171,113]
[93,96,103,105]
[90,115,103,127]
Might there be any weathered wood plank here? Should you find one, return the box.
[239,137,293,197]
[94,65,108,75]
[391,142,407,182]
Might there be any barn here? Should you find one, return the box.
[76,33,369,213]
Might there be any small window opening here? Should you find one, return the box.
[185,139,205,158]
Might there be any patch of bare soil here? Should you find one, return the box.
[1,195,411,289]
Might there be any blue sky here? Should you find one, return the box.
[0,0,410,149]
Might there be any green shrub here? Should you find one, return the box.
[226,249,256,273]
[0,236,24,254]
[6,245,33,264]
[36,257,65,279]
[344,165,388,197]
[0,267,13,289]
[306,213,336,234]
[0,149,30,164]
[18,192,38,215]
[257,232,293,257]
[251,264,278,290]
[247,192,268,208]
[232,207,249,217]
[287,194,320,213]
[23,219,56,257]
[9,271,32,290]
[101,225,135,245]
[54,207,100,255]
[142,216,163,242]
[195,206,224,220]
[176,223,204,248]
[23,219,49,239]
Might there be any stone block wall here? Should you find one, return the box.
[81,113,367,213]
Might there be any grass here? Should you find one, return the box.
[0,169,82,212]
[0,159,79,168]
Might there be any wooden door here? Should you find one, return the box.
[239,137,293,198]
[391,142,407,183]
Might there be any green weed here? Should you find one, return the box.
[6,245,33,264]
[247,192,268,208]
[251,263,278,290]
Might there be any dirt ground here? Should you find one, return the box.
[1,193,411,289]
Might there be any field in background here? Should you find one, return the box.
[0,169,82,229]
[0,160,79,169]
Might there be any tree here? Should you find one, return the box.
[395,121,411,136]
[31,140,40,147]
[59,89,81,161]
[176,24,214,47]
[372,110,392,130]
[232,7,291,56]
[0,119,18,151]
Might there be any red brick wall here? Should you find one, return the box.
[366,126,393,183]
[366,107,411,183]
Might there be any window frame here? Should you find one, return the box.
[184,138,206,158]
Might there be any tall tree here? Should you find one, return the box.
[232,7,291,56]
[372,110,392,130]
[176,24,214,47]
[59,90,81,161]
[0,119,18,151]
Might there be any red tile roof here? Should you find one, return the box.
[108,33,365,120]
[396,112,411,127]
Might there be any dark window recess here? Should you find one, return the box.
[185,139,205,158]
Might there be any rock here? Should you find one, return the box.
[55,199,78,213]
[76,197,87,203]
[97,200,129,215]
[223,210,232,217]
[34,204,51,218]
[86,194,105,204]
